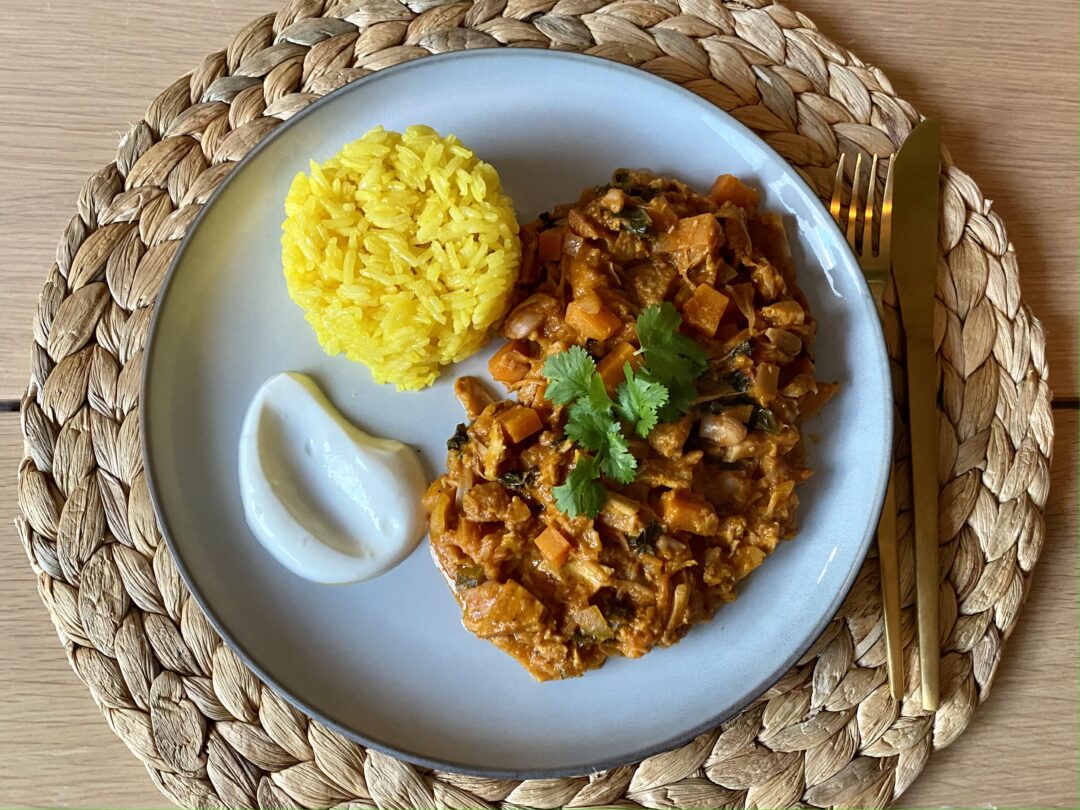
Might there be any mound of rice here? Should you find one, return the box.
[281,125,520,391]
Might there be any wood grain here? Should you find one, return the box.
[0,0,1076,807]
[1,411,1075,807]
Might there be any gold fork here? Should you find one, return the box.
[831,152,904,701]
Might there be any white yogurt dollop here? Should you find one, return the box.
[238,372,427,584]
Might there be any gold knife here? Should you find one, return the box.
[892,118,942,711]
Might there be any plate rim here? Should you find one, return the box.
[141,47,892,779]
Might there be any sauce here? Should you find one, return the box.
[238,372,427,584]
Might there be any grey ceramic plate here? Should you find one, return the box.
[143,49,892,777]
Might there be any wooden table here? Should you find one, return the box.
[1,1,1075,807]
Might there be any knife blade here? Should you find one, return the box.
[892,118,942,711]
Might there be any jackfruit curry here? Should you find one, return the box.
[424,169,836,680]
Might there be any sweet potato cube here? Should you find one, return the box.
[538,227,565,261]
[565,292,622,341]
[596,341,644,393]
[659,490,719,536]
[534,525,572,568]
[489,340,531,385]
[656,214,721,273]
[681,285,730,337]
[709,174,760,210]
[497,406,543,443]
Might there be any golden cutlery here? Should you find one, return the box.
[831,151,904,701]
[891,118,943,711]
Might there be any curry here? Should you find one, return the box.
[424,169,835,680]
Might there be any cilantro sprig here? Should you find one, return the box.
[542,302,708,518]
[636,302,710,422]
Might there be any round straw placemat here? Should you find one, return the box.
[16,0,1054,807]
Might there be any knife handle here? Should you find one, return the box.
[905,331,940,711]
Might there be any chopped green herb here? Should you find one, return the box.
[616,363,668,438]
[498,468,537,493]
[726,340,754,360]
[446,423,469,451]
[749,406,780,434]
[599,595,636,629]
[553,455,608,519]
[636,303,710,421]
[728,370,751,393]
[542,345,596,406]
[453,564,486,590]
[628,522,662,554]
[615,206,652,237]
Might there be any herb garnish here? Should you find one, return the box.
[498,468,537,494]
[628,522,662,554]
[542,303,708,518]
[749,406,780,434]
[615,206,652,237]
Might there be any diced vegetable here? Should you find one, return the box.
[600,187,627,213]
[659,490,719,536]
[750,363,780,406]
[681,284,730,337]
[709,174,760,210]
[731,544,766,578]
[565,559,614,595]
[657,214,721,273]
[538,227,565,261]
[572,605,613,641]
[497,406,543,443]
[565,292,622,341]
[800,381,839,418]
[568,208,603,240]
[489,340,532,385]
[596,341,644,393]
[534,525,572,568]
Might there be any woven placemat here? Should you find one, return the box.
[15,0,1054,807]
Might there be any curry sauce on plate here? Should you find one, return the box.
[424,169,835,680]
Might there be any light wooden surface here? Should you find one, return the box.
[0,1,1075,808]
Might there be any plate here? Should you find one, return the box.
[143,49,891,777]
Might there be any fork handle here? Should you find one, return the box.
[877,467,904,700]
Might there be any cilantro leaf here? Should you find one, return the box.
[585,371,615,414]
[598,429,636,484]
[658,377,699,423]
[616,364,668,438]
[542,345,596,405]
[566,399,636,484]
[565,400,614,452]
[553,455,607,519]
[636,303,709,420]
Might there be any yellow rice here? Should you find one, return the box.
[281,125,520,390]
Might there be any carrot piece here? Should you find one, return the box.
[681,285,730,337]
[538,227,565,262]
[565,292,622,341]
[534,525,572,568]
[709,174,760,210]
[497,406,543,443]
[489,340,531,385]
[596,341,644,393]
